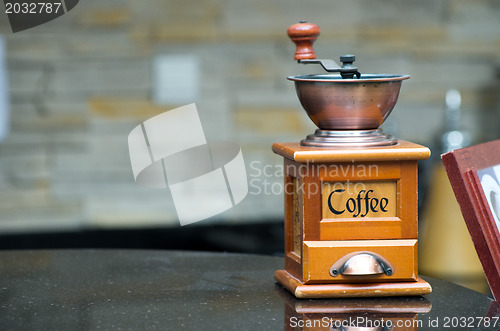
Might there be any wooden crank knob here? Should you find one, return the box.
[287,21,320,60]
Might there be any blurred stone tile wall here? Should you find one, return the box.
[0,0,499,232]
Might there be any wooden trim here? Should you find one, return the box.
[287,251,300,264]
[442,139,500,301]
[272,140,431,163]
[275,270,432,298]
[283,159,302,280]
[302,165,321,241]
[399,161,419,238]
[320,217,402,240]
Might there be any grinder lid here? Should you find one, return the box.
[288,73,410,83]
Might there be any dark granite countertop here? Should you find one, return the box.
[0,250,495,330]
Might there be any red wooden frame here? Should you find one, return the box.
[442,139,500,301]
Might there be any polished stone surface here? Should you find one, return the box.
[0,250,495,330]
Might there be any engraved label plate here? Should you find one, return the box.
[322,181,397,219]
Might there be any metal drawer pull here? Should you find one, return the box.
[329,252,394,277]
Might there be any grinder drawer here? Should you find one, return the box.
[302,239,417,284]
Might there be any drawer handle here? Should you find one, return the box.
[329,252,394,277]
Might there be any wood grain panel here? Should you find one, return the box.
[302,240,418,284]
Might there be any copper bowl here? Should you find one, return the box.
[288,74,410,130]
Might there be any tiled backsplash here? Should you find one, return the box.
[0,0,499,232]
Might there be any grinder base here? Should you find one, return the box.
[275,269,432,299]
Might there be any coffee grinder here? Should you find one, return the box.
[273,22,432,298]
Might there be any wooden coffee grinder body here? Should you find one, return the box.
[273,141,432,298]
